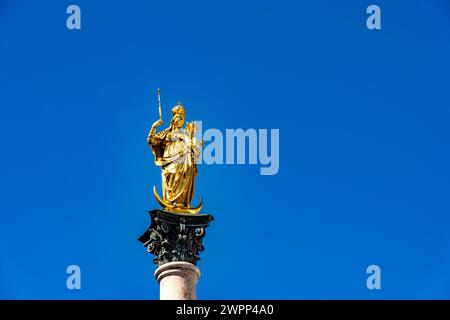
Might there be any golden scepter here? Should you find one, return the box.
[157,88,162,120]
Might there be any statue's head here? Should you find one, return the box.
[171,103,185,129]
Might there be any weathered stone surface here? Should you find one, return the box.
[154,261,200,300]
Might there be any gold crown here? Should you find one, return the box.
[172,102,185,117]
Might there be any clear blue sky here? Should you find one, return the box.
[0,0,449,299]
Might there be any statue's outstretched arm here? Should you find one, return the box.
[147,119,163,145]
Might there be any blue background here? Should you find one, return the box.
[0,0,449,299]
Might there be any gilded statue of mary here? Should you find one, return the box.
[147,103,203,214]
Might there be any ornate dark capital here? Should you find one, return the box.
[138,210,214,267]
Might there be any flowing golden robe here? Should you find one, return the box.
[149,126,201,208]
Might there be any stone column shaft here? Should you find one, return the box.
[155,261,200,300]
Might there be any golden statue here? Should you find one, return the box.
[147,89,203,214]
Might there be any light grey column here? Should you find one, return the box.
[154,261,200,300]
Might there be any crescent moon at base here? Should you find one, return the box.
[153,186,203,214]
